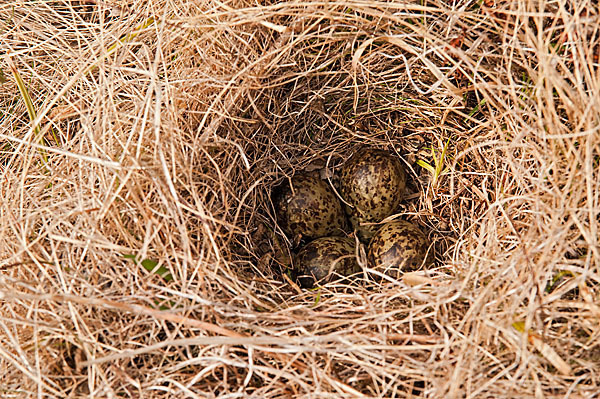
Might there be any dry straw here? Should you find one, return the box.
[0,0,599,397]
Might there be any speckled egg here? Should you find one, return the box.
[294,236,360,287]
[368,220,430,278]
[340,148,407,242]
[274,173,347,243]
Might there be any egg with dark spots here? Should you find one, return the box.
[273,173,347,243]
[368,220,430,278]
[295,236,360,287]
[340,148,407,242]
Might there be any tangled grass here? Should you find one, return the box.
[0,0,599,397]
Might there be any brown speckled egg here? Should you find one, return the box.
[295,236,360,287]
[340,148,407,242]
[274,173,347,243]
[368,220,430,278]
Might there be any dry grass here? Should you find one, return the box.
[0,0,599,397]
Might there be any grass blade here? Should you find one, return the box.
[5,56,48,164]
[86,17,156,74]
[416,159,435,174]
[123,254,173,282]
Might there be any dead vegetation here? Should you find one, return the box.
[0,0,599,397]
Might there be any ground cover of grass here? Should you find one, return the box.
[0,1,599,397]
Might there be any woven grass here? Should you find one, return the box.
[1,0,599,397]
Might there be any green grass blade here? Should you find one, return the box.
[416,159,435,174]
[467,98,486,118]
[6,56,48,164]
[141,258,173,281]
[312,290,322,307]
[418,139,451,187]
[545,270,574,293]
[512,320,526,333]
[123,254,173,282]
[434,138,451,185]
[86,17,156,74]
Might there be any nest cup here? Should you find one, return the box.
[152,4,462,394]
